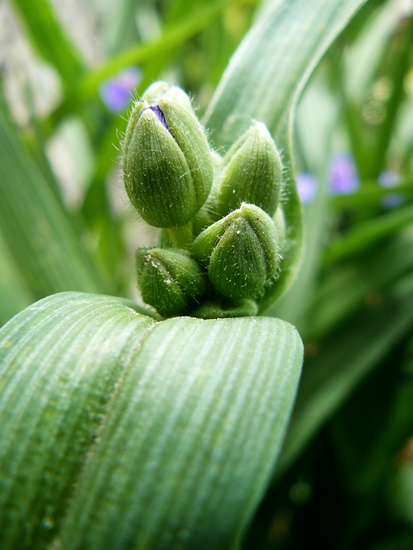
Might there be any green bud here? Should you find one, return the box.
[136,247,207,318]
[192,203,279,300]
[216,121,282,217]
[123,91,213,228]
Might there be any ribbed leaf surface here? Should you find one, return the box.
[0,293,302,550]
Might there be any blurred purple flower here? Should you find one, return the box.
[100,67,141,113]
[328,153,359,195]
[378,170,404,208]
[296,172,317,204]
[381,194,404,208]
[378,170,400,188]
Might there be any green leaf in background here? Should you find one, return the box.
[0,292,303,549]
[276,272,413,474]
[268,72,337,330]
[309,229,413,340]
[48,0,234,127]
[362,532,413,550]
[11,0,85,88]
[0,100,110,301]
[331,181,413,210]
[204,0,368,311]
[0,228,33,326]
[325,204,413,264]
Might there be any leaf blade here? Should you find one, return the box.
[204,0,368,310]
[0,101,109,299]
[62,313,302,550]
[11,0,85,87]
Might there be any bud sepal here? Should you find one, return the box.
[136,248,208,317]
[215,121,282,217]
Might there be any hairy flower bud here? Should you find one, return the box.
[216,121,282,217]
[192,203,279,300]
[123,89,213,228]
[136,248,207,317]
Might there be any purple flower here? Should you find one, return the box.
[328,153,359,195]
[100,67,141,113]
[381,194,404,208]
[296,172,317,204]
[378,170,404,208]
[378,170,400,188]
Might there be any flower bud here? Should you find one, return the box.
[123,92,213,228]
[192,203,279,300]
[216,121,282,217]
[136,248,207,317]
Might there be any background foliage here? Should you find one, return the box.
[1,0,413,548]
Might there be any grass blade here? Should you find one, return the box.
[0,101,109,299]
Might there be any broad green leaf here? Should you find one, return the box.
[204,0,368,311]
[0,292,303,550]
[0,101,109,299]
[11,0,85,87]
[325,204,413,264]
[0,228,33,326]
[276,272,413,474]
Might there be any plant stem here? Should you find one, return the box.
[166,221,193,249]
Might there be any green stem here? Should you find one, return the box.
[166,221,194,249]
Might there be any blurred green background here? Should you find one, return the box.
[1,0,413,548]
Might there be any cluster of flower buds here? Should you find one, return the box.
[123,82,284,318]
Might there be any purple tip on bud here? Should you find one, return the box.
[328,153,359,195]
[296,172,317,204]
[148,104,169,130]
